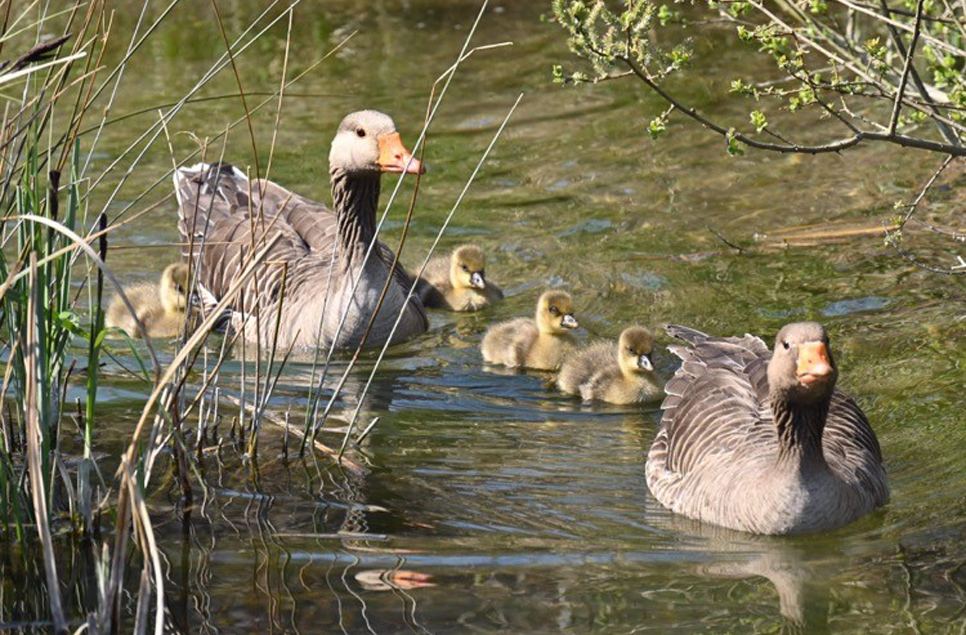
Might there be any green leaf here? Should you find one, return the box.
[726,129,745,156]
[750,109,768,132]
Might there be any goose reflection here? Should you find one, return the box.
[652,514,830,635]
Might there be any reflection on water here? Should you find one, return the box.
[3,0,966,632]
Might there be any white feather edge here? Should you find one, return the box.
[172,162,248,207]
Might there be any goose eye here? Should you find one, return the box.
[461,265,469,272]
[356,128,366,138]
[549,306,559,316]
[782,340,790,350]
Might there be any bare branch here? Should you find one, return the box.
[888,0,925,135]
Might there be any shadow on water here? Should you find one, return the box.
[2,0,966,632]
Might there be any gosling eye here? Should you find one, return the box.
[461,265,469,272]
[356,127,366,138]
[549,306,560,316]
[782,340,790,350]
[176,285,185,294]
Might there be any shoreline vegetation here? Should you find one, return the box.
[0,1,516,631]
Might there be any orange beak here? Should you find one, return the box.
[377,132,425,174]
[796,341,834,385]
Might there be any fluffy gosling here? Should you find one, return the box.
[105,263,191,338]
[481,290,578,370]
[417,244,503,312]
[557,326,664,405]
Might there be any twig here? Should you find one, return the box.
[707,226,744,253]
[616,54,966,156]
[887,0,926,136]
[899,154,954,227]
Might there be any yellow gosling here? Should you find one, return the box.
[557,326,664,404]
[481,290,578,370]
[417,244,503,312]
[105,263,190,338]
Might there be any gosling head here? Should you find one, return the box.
[536,290,578,335]
[617,326,655,376]
[767,321,838,406]
[159,263,190,313]
[329,110,424,177]
[450,245,487,290]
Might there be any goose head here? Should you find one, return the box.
[159,263,190,314]
[450,245,487,290]
[617,326,655,375]
[536,290,578,335]
[329,110,424,176]
[767,322,838,406]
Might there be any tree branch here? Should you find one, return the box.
[888,0,925,135]
[617,54,966,157]
[877,0,962,145]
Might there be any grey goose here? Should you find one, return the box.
[646,322,888,535]
[173,110,428,350]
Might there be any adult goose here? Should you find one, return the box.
[173,110,428,350]
[646,322,888,535]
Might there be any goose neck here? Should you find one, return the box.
[331,169,381,261]
[772,397,830,468]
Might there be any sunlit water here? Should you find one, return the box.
[3,1,966,632]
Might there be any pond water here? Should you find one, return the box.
[4,0,966,632]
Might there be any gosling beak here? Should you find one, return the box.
[637,354,653,371]
[561,313,578,329]
[377,132,425,175]
[796,341,834,386]
[470,272,485,289]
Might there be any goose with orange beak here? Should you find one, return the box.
[173,110,429,350]
[646,321,888,535]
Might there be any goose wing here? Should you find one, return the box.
[823,393,888,502]
[174,162,336,305]
[652,326,774,477]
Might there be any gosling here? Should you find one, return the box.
[557,326,664,405]
[481,290,578,370]
[417,244,503,312]
[105,263,190,338]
